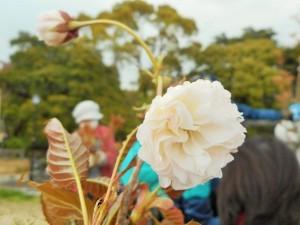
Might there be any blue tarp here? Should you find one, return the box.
[237,103,282,121]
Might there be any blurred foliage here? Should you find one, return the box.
[0,188,35,201]
[78,0,199,103]
[197,32,293,108]
[283,43,300,75]
[0,33,138,149]
[246,125,275,138]
[215,27,276,44]
[2,136,29,149]
[0,1,299,149]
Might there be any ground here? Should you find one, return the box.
[0,159,29,174]
[0,200,48,225]
[0,189,48,225]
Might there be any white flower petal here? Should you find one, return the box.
[37,10,73,46]
[137,79,246,190]
[159,176,171,188]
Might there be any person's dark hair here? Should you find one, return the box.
[217,136,300,225]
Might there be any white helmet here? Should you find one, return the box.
[72,100,103,124]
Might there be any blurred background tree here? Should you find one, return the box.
[0,1,298,150]
[196,28,294,108]
[78,1,200,101]
[0,32,132,149]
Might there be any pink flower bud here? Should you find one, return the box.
[37,10,78,46]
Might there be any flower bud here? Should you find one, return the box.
[37,10,78,46]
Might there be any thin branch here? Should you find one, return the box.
[116,159,142,225]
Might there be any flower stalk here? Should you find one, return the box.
[68,20,157,69]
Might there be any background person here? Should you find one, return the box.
[72,100,117,177]
[217,136,300,225]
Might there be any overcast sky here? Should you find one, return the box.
[1,0,299,88]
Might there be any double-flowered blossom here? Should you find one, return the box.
[137,80,246,190]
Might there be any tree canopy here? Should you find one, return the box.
[0,32,131,149]
[199,37,293,108]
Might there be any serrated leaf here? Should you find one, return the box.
[30,181,87,225]
[44,118,89,190]
[29,180,109,225]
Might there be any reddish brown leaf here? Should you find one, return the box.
[44,118,89,190]
[131,184,184,225]
[160,206,184,225]
[83,178,111,202]
[164,187,183,199]
[29,181,90,225]
[30,180,109,225]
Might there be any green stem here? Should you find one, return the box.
[68,20,157,68]
[156,75,163,96]
[59,123,89,225]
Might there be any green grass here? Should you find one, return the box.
[0,188,36,201]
